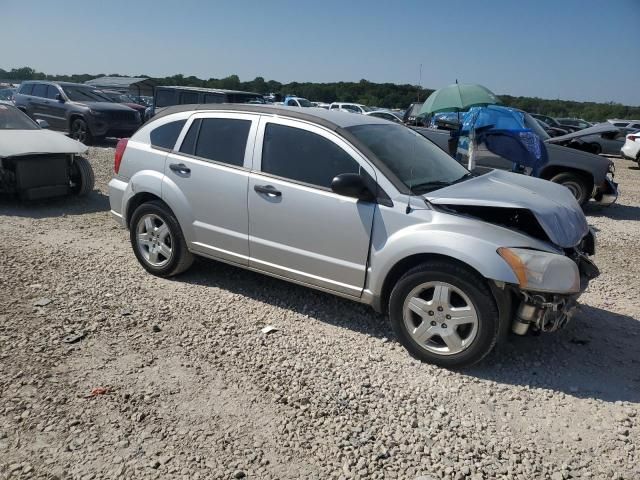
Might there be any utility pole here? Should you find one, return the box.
[417,64,423,101]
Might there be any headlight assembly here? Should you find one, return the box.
[497,247,580,294]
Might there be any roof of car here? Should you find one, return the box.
[153,104,391,129]
[21,80,95,87]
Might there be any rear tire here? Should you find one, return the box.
[550,172,590,206]
[70,156,95,196]
[589,143,602,155]
[129,200,194,277]
[388,261,499,368]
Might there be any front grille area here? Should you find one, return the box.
[106,110,137,123]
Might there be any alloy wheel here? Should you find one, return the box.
[135,214,173,267]
[402,281,479,356]
[71,120,87,143]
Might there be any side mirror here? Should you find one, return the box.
[55,93,65,102]
[331,173,375,201]
[36,119,50,129]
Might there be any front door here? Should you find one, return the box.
[248,118,376,297]
[164,113,259,265]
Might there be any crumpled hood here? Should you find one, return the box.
[0,129,88,157]
[424,169,589,248]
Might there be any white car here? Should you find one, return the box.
[621,131,640,163]
[364,110,403,123]
[607,119,640,133]
[0,104,94,200]
[329,102,374,114]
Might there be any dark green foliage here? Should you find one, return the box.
[1,66,638,119]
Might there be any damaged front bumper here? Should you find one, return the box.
[510,252,599,335]
[592,168,618,206]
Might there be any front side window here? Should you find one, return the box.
[150,119,186,150]
[261,123,360,189]
[286,99,298,107]
[46,86,60,100]
[190,118,251,167]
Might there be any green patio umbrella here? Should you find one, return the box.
[419,83,500,115]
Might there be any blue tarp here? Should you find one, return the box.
[457,105,548,175]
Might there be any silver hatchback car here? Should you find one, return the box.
[109,105,599,367]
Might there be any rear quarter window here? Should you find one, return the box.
[149,120,186,150]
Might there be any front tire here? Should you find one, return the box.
[70,118,93,145]
[550,172,590,206]
[129,201,194,277]
[388,261,499,368]
[70,156,95,196]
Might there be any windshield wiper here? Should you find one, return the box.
[410,173,474,194]
[410,181,453,194]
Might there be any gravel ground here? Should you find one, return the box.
[0,145,638,480]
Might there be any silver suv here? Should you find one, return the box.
[108,105,599,367]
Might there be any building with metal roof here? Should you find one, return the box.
[84,76,156,96]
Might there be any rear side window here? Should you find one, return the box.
[613,122,627,127]
[150,120,186,150]
[32,84,47,98]
[19,84,34,95]
[261,123,359,189]
[632,124,640,129]
[191,118,251,167]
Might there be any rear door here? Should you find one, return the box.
[247,117,376,297]
[28,83,49,121]
[164,112,259,265]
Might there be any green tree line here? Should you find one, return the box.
[2,66,639,121]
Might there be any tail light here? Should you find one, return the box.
[114,138,129,174]
[628,135,639,142]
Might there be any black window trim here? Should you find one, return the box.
[172,115,253,171]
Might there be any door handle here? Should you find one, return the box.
[254,184,282,197]
[169,163,191,175]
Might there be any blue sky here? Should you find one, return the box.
[1,0,639,105]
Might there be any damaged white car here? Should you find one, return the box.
[0,104,94,200]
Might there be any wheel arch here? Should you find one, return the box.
[125,192,164,227]
[539,165,594,193]
[377,253,495,314]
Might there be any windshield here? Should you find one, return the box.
[347,124,470,193]
[62,86,112,102]
[522,112,550,140]
[361,105,375,112]
[0,104,39,130]
[297,98,313,107]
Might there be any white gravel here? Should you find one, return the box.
[0,146,638,480]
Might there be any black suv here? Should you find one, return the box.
[14,81,142,144]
